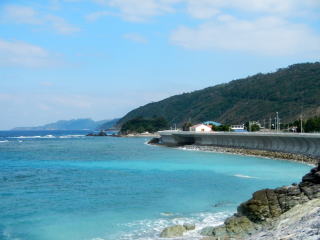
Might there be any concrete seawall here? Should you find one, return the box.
[159,131,320,158]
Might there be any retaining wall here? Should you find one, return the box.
[159,131,320,158]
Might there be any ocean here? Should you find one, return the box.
[0,130,311,240]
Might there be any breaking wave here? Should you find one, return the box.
[9,135,85,139]
[234,174,258,179]
[106,211,231,240]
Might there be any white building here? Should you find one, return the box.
[190,124,212,132]
[231,124,246,132]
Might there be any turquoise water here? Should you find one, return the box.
[0,131,311,240]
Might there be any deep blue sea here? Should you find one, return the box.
[0,130,311,240]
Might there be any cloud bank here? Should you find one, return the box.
[2,5,80,35]
[0,39,54,67]
[170,16,320,56]
[86,0,320,56]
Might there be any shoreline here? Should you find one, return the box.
[177,144,318,166]
[148,139,318,166]
[149,139,320,239]
[121,133,160,138]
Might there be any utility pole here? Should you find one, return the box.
[276,112,279,132]
[300,114,303,133]
[269,117,272,130]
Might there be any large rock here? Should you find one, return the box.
[224,216,256,236]
[148,137,160,145]
[160,225,187,238]
[200,216,256,239]
[183,223,195,230]
[246,199,320,240]
[200,226,215,236]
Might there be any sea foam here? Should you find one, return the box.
[9,134,85,139]
[115,211,230,240]
[234,174,258,179]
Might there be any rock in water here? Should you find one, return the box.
[200,227,215,236]
[160,225,187,238]
[183,223,196,230]
[148,137,160,145]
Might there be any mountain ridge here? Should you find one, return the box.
[12,118,119,131]
[118,62,320,126]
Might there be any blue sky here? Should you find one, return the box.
[0,0,319,129]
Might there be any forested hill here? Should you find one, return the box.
[118,62,320,126]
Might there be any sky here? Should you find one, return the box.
[0,0,319,129]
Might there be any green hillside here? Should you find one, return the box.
[118,62,320,126]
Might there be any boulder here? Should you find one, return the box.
[148,137,160,145]
[160,225,186,238]
[183,223,196,230]
[86,131,107,137]
[224,216,256,236]
[237,189,273,222]
[200,226,215,236]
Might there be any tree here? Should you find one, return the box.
[120,117,169,134]
[245,122,260,132]
[182,122,192,131]
[212,124,230,131]
[250,124,260,132]
[304,116,320,132]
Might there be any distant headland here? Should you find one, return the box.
[11,118,119,131]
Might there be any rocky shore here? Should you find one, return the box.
[159,162,320,240]
[122,133,160,138]
[179,145,318,166]
[147,137,318,166]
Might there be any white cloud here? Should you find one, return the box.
[183,0,295,17]
[2,5,80,35]
[185,0,320,18]
[89,0,180,21]
[185,0,220,19]
[85,10,116,21]
[170,16,320,56]
[87,0,320,21]
[0,39,54,67]
[46,15,80,34]
[3,5,41,24]
[123,33,148,43]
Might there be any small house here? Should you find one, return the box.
[190,124,212,132]
[231,124,247,132]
